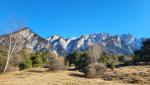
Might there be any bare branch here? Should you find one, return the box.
[10,36,21,58]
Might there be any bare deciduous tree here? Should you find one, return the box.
[88,44,102,63]
[1,18,26,72]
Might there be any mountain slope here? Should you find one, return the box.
[0,28,57,55]
[48,33,143,55]
[0,28,143,56]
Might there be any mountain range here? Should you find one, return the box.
[0,27,144,56]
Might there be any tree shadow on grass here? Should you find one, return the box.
[27,69,46,73]
[69,73,85,78]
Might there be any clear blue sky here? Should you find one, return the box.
[0,0,150,38]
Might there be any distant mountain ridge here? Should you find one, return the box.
[48,33,143,56]
[0,27,144,56]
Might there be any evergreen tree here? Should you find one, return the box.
[135,39,150,62]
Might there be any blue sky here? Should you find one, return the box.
[0,0,150,38]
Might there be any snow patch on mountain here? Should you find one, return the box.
[0,28,144,56]
[47,33,143,55]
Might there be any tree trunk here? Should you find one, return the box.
[3,35,12,72]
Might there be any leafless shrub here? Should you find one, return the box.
[4,66,19,72]
[84,63,107,78]
[46,57,65,72]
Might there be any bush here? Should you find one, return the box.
[5,66,19,72]
[107,62,116,70]
[19,63,27,70]
[19,56,32,70]
[98,54,109,65]
[41,52,48,63]
[66,51,92,70]
[134,39,150,62]
[66,51,81,66]
[46,57,65,71]
[0,55,6,73]
[84,63,107,78]
[30,52,43,67]
[75,52,92,70]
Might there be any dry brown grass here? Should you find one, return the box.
[102,65,150,84]
[0,66,149,85]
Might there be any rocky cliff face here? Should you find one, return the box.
[48,33,142,55]
[0,28,57,55]
[0,28,143,56]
